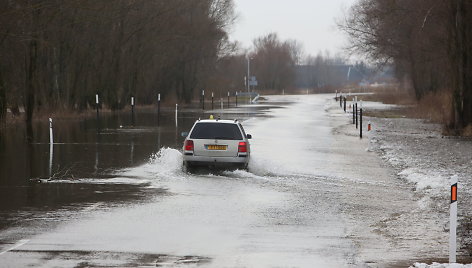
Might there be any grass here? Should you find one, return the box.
[354,85,454,124]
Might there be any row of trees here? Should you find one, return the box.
[0,1,364,125]
[212,33,362,95]
[0,0,235,123]
[340,0,472,131]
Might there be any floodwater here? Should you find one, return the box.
[0,95,448,267]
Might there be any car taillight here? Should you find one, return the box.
[184,140,194,151]
[238,142,247,153]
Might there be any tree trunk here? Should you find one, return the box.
[461,1,472,128]
[0,71,6,122]
[26,38,38,126]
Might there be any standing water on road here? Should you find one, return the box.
[0,95,454,267]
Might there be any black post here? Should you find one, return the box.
[157,94,161,127]
[360,108,363,139]
[355,102,358,129]
[227,92,230,108]
[335,91,338,101]
[211,93,214,110]
[353,103,355,124]
[340,95,342,107]
[235,92,238,107]
[343,97,346,112]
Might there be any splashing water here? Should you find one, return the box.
[120,147,184,179]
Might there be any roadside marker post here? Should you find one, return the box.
[450,175,458,263]
[235,92,238,107]
[360,101,363,139]
[131,96,135,125]
[95,93,99,120]
[343,97,347,112]
[175,104,178,127]
[227,91,230,108]
[211,92,214,110]
[340,94,343,107]
[157,94,161,127]
[352,100,355,124]
[202,90,205,110]
[49,118,54,145]
[49,118,53,177]
[335,90,338,101]
[355,97,358,129]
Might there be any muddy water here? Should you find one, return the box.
[0,105,271,232]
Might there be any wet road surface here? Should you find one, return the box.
[0,95,447,267]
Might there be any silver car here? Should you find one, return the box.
[182,119,251,171]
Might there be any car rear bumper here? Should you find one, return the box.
[183,155,248,166]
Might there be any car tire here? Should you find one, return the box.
[183,161,194,173]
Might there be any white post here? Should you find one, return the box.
[95,94,99,105]
[220,98,223,110]
[49,118,53,178]
[49,118,53,144]
[158,93,161,102]
[175,104,178,127]
[131,96,134,106]
[450,175,458,263]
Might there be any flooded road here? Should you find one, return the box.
[0,95,446,267]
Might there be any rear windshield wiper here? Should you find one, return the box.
[213,136,235,140]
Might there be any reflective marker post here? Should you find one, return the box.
[131,96,135,125]
[175,104,178,127]
[211,92,214,110]
[450,175,458,263]
[49,118,54,145]
[157,93,161,127]
[95,93,99,120]
[49,118,53,178]
[202,90,205,110]
[227,91,230,108]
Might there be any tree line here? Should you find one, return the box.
[0,1,362,126]
[339,0,472,132]
[0,0,235,123]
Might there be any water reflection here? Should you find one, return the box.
[0,104,274,231]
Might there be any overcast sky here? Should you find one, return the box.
[229,0,357,58]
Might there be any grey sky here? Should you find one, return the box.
[229,0,357,57]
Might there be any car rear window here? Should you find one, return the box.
[190,123,243,140]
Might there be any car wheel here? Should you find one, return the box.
[183,161,194,173]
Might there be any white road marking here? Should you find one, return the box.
[0,239,29,255]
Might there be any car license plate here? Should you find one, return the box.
[207,145,227,150]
